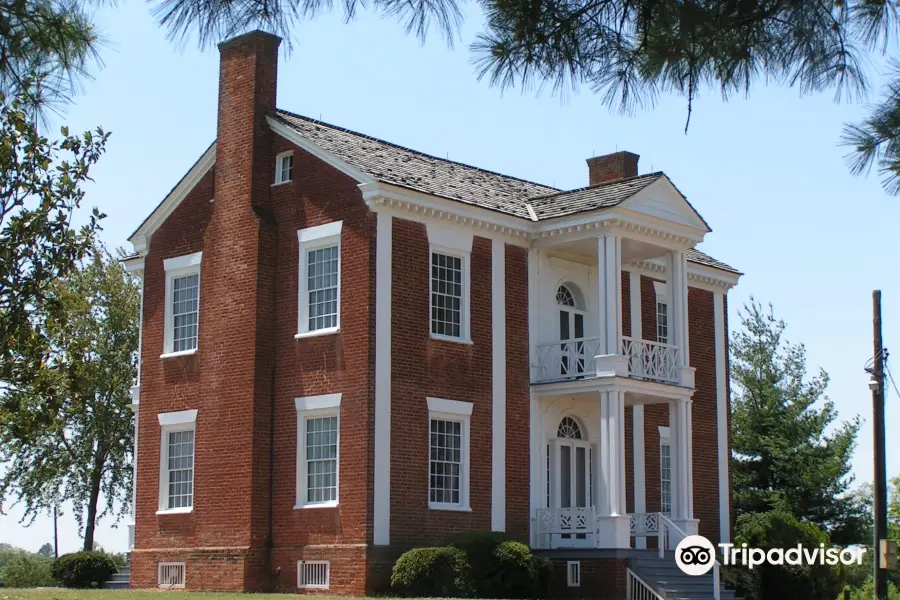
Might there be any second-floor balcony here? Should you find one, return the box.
[534,335,682,385]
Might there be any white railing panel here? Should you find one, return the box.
[621,337,680,383]
[626,568,666,600]
[629,512,660,537]
[533,507,597,548]
[534,337,604,382]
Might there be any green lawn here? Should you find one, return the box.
[0,591,361,600]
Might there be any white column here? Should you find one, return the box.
[629,271,647,548]
[597,390,630,548]
[129,274,144,551]
[491,239,506,532]
[714,292,731,543]
[527,248,540,545]
[374,212,392,545]
[596,234,627,377]
[670,397,697,537]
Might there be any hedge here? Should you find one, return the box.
[391,546,473,598]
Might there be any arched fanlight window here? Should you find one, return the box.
[557,416,583,439]
[556,285,576,307]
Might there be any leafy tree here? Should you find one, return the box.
[0,90,107,421]
[37,543,53,557]
[0,243,138,551]
[731,299,864,544]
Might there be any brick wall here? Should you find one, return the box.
[389,219,494,545]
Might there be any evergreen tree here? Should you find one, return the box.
[731,299,865,544]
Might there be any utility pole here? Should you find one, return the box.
[53,506,58,559]
[872,290,888,600]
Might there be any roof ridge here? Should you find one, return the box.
[527,171,665,202]
[272,108,561,193]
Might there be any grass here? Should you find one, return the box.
[0,591,360,600]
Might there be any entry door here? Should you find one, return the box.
[551,437,593,545]
[559,308,586,376]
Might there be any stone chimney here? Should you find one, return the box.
[586,151,640,185]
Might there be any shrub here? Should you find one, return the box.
[734,511,843,600]
[445,531,550,599]
[51,551,118,588]
[0,552,54,587]
[391,547,473,598]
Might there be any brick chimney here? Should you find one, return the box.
[586,151,639,185]
[195,30,282,584]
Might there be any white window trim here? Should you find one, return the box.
[295,393,342,509]
[428,245,472,344]
[654,280,670,345]
[566,561,581,587]
[157,409,198,515]
[274,150,294,186]
[659,425,672,516]
[161,251,202,358]
[426,397,472,512]
[296,221,343,339]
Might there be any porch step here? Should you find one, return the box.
[629,554,741,600]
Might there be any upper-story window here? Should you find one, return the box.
[426,223,472,343]
[654,281,669,344]
[162,252,202,357]
[297,222,342,338]
[157,409,198,514]
[431,252,464,338]
[275,151,294,184]
[557,284,586,376]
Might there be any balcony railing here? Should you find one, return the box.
[620,337,680,383]
[534,336,604,382]
[533,336,681,384]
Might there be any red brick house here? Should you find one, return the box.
[122,29,741,598]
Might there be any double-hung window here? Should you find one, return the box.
[654,281,669,344]
[427,224,472,343]
[295,394,341,508]
[162,252,202,357]
[427,397,472,511]
[275,151,294,184]
[659,425,672,516]
[157,409,198,514]
[297,222,342,338]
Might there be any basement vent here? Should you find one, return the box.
[298,560,330,589]
[567,561,581,587]
[158,562,186,588]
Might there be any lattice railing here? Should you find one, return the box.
[533,507,596,548]
[621,337,680,383]
[534,337,604,382]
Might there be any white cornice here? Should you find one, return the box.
[128,144,216,254]
[360,182,532,247]
[628,259,740,291]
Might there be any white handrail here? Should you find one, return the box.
[626,568,666,600]
[658,513,720,600]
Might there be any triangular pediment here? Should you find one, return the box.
[620,176,711,232]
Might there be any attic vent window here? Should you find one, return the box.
[298,560,330,589]
[158,562,186,588]
[275,151,294,184]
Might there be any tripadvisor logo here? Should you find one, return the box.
[674,535,868,576]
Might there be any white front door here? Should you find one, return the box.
[548,417,594,547]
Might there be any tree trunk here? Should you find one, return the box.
[82,459,103,552]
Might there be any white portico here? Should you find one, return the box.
[525,174,716,550]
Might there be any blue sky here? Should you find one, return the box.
[1,0,899,554]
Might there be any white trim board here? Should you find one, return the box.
[129,144,215,251]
